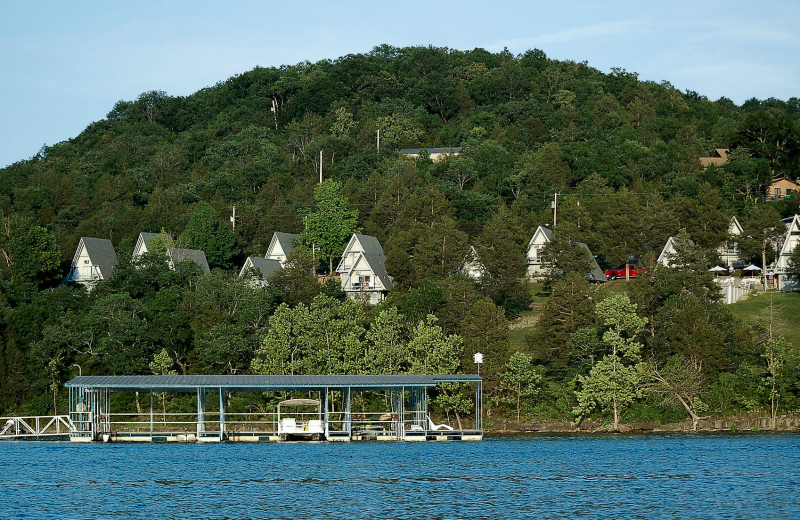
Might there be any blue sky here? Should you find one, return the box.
[2,0,798,168]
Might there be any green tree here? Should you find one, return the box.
[741,204,785,288]
[412,216,468,282]
[672,183,730,255]
[150,348,177,416]
[266,247,324,306]
[364,307,409,374]
[252,294,365,376]
[574,294,648,431]
[528,271,595,364]
[650,354,708,430]
[763,336,792,430]
[497,352,542,421]
[181,201,239,270]
[0,223,61,286]
[302,179,358,274]
[475,205,531,317]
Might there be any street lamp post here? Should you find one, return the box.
[72,364,82,377]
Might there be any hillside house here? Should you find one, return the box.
[657,236,679,267]
[525,226,553,278]
[718,216,744,269]
[699,148,730,168]
[132,232,160,258]
[266,232,299,266]
[67,237,118,287]
[774,214,800,290]
[336,233,392,304]
[458,246,485,279]
[132,232,211,274]
[524,227,605,282]
[657,236,689,267]
[168,248,211,274]
[766,178,800,201]
[399,147,462,162]
[239,256,282,286]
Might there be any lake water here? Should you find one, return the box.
[1,433,799,519]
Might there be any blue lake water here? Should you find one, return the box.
[1,433,799,519]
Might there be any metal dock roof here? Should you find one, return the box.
[65,374,481,392]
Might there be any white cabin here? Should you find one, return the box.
[657,236,680,267]
[336,233,392,304]
[525,226,553,278]
[266,232,299,267]
[131,232,210,274]
[718,216,744,269]
[132,232,161,259]
[67,237,118,288]
[775,214,799,290]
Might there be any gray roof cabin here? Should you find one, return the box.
[239,256,282,285]
[266,232,300,267]
[68,237,118,286]
[337,233,392,304]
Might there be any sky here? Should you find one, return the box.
[1,0,798,168]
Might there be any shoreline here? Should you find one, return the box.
[487,416,800,434]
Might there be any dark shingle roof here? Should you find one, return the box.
[272,232,299,257]
[354,234,385,258]
[574,242,607,282]
[240,257,282,279]
[169,248,211,274]
[65,374,481,391]
[138,232,159,250]
[79,238,118,279]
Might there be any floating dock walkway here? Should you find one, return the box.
[36,374,484,443]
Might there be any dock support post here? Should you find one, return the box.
[323,387,329,440]
[343,387,351,438]
[399,387,405,441]
[197,388,206,437]
[219,387,225,441]
[150,391,153,435]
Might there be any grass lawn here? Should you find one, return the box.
[729,291,800,351]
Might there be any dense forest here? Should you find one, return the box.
[1,45,799,428]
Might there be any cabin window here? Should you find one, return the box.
[359,275,371,287]
[775,188,781,198]
[787,189,793,197]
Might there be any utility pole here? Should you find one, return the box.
[319,150,323,184]
[230,205,236,230]
[551,193,558,227]
[376,128,380,152]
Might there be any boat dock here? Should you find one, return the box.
[40,374,484,443]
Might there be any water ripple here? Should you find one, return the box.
[0,433,798,519]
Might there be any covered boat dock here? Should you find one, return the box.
[65,374,483,442]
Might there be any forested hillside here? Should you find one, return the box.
[1,45,799,426]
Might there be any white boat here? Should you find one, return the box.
[277,399,325,441]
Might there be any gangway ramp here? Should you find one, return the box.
[1,415,75,439]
